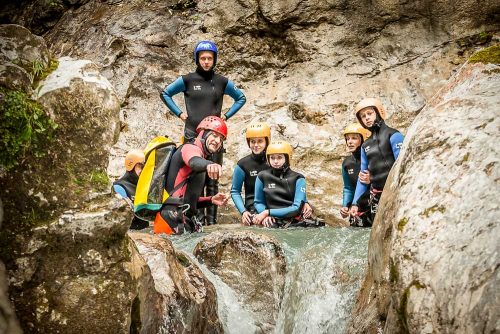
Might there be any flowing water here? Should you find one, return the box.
[170,226,370,334]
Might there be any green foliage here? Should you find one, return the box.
[30,58,59,86]
[469,44,500,64]
[0,86,58,169]
[89,170,110,190]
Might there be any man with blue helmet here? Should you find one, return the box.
[161,40,246,225]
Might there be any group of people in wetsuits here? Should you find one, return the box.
[112,40,404,234]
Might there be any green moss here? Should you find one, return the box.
[422,205,446,218]
[390,259,399,283]
[397,280,426,333]
[397,217,409,232]
[176,252,191,267]
[89,170,109,191]
[37,59,59,84]
[469,44,500,64]
[0,86,58,169]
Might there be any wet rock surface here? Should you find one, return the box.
[194,230,286,332]
[348,60,500,333]
[4,199,139,333]
[129,232,223,334]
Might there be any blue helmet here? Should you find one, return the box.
[194,41,218,66]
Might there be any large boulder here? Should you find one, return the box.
[6,199,139,333]
[1,55,120,226]
[194,230,286,332]
[0,24,50,71]
[129,232,223,334]
[348,53,500,333]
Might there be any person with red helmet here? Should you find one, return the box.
[161,40,246,225]
[154,116,229,234]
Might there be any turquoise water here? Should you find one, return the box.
[170,225,370,334]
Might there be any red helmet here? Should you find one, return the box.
[196,116,228,139]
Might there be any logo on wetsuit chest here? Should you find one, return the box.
[193,85,202,91]
[268,183,276,189]
[250,171,258,176]
[364,146,371,153]
[348,168,354,174]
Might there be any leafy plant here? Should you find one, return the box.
[0,86,58,169]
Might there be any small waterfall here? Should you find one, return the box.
[171,227,370,334]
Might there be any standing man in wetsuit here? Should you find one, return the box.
[161,40,246,225]
[350,98,404,222]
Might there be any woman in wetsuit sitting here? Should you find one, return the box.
[252,141,324,228]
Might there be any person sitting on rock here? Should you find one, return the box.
[112,149,149,230]
[231,122,313,225]
[161,40,246,226]
[252,141,324,228]
[350,98,405,222]
[154,116,229,235]
[340,123,372,227]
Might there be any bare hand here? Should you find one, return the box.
[350,205,359,217]
[302,203,313,218]
[211,193,228,206]
[179,112,188,122]
[241,211,253,225]
[262,216,275,227]
[207,163,222,180]
[340,207,349,218]
[253,210,269,225]
[359,170,371,184]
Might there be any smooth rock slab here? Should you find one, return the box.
[194,230,286,332]
[349,61,500,333]
[130,232,223,334]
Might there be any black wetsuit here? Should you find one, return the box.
[342,147,371,227]
[113,171,149,230]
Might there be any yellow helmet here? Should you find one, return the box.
[355,98,386,126]
[125,149,145,171]
[343,123,371,141]
[246,122,271,145]
[266,141,293,162]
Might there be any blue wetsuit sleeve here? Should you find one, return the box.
[353,149,369,205]
[390,132,405,160]
[269,178,306,218]
[160,77,185,117]
[223,80,246,119]
[254,176,267,213]
[342,167,354,207]
[230,165,247,214]
[113,184,128,200]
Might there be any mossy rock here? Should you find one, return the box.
[469,44,500,64]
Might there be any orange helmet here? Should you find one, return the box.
[246,122,271,146]
[125,149,145,171]
[266,141,293,162]
[355,98,386,127]
[343,123,371,141]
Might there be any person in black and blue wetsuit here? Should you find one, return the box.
[252,141,323,228]
[160,40,246,225]
[112,149,149,230]
[350,98,405,222]
[231,123,312,225]
[340,123,372,227]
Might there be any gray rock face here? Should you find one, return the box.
[194,230,286,332]
[6,200,136,333]
[36,0,498,223]
[129,232,223,334]
[0,24,50,71]
[348,61,500,333]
